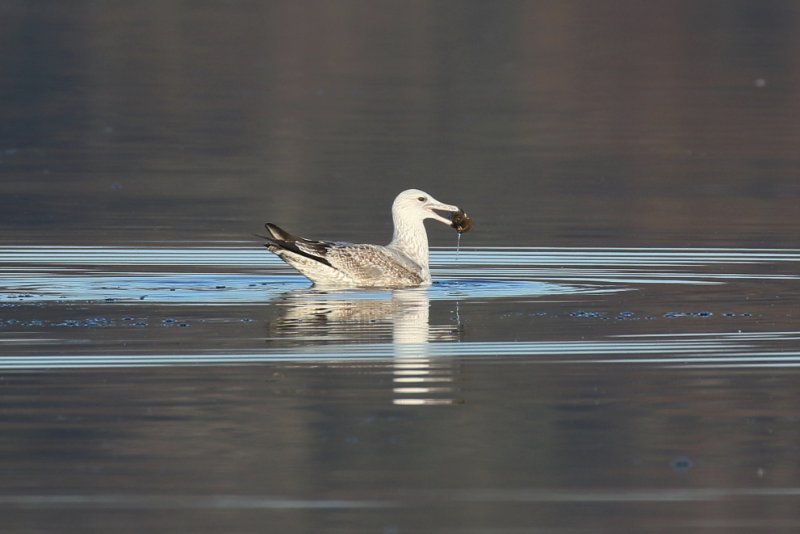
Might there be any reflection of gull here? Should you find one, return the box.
[274,289,457,343]
[262,189,464,288]
[271,288,459,405]
[389,291,457,406]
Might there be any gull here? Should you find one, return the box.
[262,189,466,288]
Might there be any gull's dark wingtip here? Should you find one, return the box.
[264,223,297,242]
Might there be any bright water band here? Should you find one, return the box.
[2,246,800,265]
[1,247,799,305]
[3,336,800,369]
[2,246,798,373]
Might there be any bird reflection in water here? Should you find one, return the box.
[269,288,461,405]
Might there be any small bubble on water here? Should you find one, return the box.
[570,310,605,319]
[670,456,693,473]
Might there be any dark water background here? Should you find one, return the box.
[1,1,800,532]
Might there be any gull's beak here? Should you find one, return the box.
[425,197,460,225]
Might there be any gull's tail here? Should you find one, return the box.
[261,223,334,268]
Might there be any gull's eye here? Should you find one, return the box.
[417,196,426,202]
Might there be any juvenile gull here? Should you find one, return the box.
[262,189,465,288]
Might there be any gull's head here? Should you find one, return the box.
[392,189,460,226]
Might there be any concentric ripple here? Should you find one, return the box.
[2,245,797,304]
[1,245,799,372]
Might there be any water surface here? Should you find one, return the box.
[2,1,800,532]
[2,244,800,533]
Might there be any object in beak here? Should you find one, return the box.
[427,200,461,225]
[449,209,473,234]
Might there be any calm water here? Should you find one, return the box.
[2,1,800,532]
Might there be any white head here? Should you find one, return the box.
[388,189,462,277]
[391,189,460,226]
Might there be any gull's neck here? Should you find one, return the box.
[388,211,429,271]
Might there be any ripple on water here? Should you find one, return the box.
[0,246,653,304]
[0,245,798,372]
[0,274,619,304]
[430,279,622,300]
[2,331,800,369]
[9,244,795,304]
